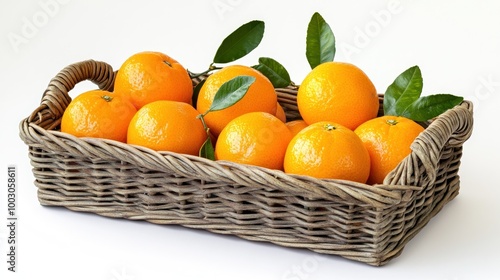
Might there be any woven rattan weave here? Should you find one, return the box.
[19,60,473,266]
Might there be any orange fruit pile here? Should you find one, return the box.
[127,101,207,155]
[297,62,379,131]
[355,116,425,184]
[114,51,193,109]
[61,51,206,156]
[196,65,277,137]
[61,90,136,143]
[215,112,292,170]
[284,122,370,183]
[60,50,426,185]
[284,61,425,184]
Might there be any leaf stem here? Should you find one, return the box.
[196,113,209,131]
[188,63,223,79]
[196,112,216,160]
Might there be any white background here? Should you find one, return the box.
[1,0,500,279]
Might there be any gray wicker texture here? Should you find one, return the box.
[19,60,473,266]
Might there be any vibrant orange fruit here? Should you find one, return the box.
[196,65,277,137]
[284,121,370,183]
[215,112,292,170]
[127,100,206,155]
[355,116,425,184]
[61,90,136,142]
[285,120,308,137]
[297,62,379,130]
[114,51,193,109]
[275,102,287,122]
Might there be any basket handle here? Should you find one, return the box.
[27,60,115,127]
[384,101,474,186]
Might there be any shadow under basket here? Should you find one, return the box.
[19,60,474,266]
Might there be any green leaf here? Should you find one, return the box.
[400,94,464,121]
[208,75,256,112]
[199,137,215,160]
[306,12,335,69]
[252,57,291,88]
[383,65,423,116]
[383,66,464,122]
[213,20,265,64]
[191,79,206,108]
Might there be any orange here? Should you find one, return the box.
[114,51,193,109]
[196,65,277,137]
[285,120,308,137]
[355,116,425,184]
[275,102,287,122]
[61,90,136,142]
[297,62,379,130]
[127,100,206,155]
[284,121,370,183]
[215,112,292,170]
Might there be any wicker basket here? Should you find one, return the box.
[19,60,473,266]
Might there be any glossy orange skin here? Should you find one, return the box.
[61,90,137,142]
[297,62,379,130]
[355,116,425,184]
[284,121,371,183]
[275,102,287,122]
[196,65,277,137]
[285,120,308,137]
[127,100,206,155]
[215,112,292,170]
[114,51,193,109]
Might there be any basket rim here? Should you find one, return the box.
[19,99,473,209]
[17,59,475,266]
[18,59,474,210]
